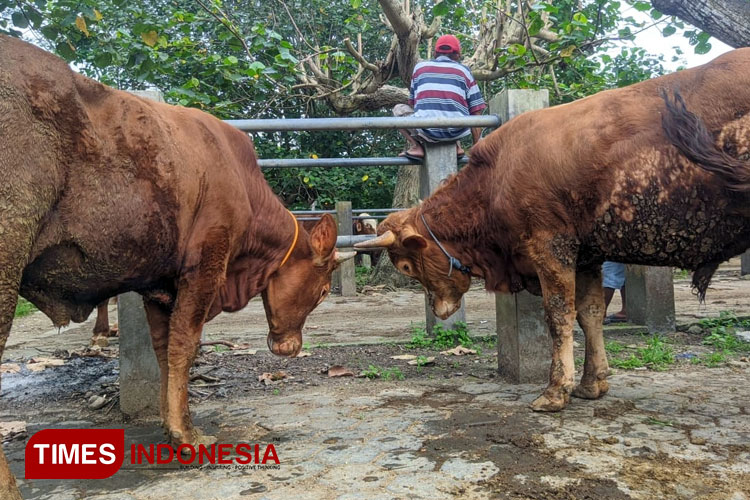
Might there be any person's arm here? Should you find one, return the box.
[470,110,483,144]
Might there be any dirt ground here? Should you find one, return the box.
[7,259,750,359]
[1,260,750,499]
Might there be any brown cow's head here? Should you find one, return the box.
[356,209,471,319]
[262,214,354,357]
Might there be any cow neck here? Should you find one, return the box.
[418,168,493,277]
[244,179,304,274]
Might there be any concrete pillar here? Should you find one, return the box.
[741,250,750,275]
[420,141,466,333]
[118,89,164,417]
[490,89,551,383]
[496,291,551,382]
[625,265,675,332]
[333,201,356,296]
[361,254,372,268]
[118,292,160,416]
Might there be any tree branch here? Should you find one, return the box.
[651,0,750,48]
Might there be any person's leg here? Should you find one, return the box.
[602,262,626,323]
[617,285,627,318]
[603,287,615,313]
[393,104,424,158]
[398,129,424,157]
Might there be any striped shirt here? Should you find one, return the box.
[409,55,487,141]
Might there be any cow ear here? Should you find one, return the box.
[354,221,363,232]
[310,213,337,260]
[401,226,428,250]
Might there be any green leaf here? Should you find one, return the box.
[55,40,75,60]
[11,12,29,29]
[694,41,712,55]
[432,3,450,17]
[509,44,526,56]
[225,55,238,65]
[94,52,113,67]
[633,1,651,11]
[350,0,361,8]
[528,16,544,37]
[662,26,676,37]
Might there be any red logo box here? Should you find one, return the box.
[25,429,124,479]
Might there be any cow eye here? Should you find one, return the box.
[401,263,412,274]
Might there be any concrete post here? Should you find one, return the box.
[118,292,160,416]
[360,254,372,268]
[118,89,164,417]
[420,142,466,333]
[490,89,551,383]
[741,250,750,276]
[625,266,675,332]
[333,201,356,296]
[496,291,551,382]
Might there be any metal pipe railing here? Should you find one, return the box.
[259,156,469,168]
[227,115,500,132]
[336,234,377,247]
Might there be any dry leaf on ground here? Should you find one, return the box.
[258,371,288,383]
[390,354,417,360]
[26,357,65,372]
[327,365,355,377]
[0,421,26,441]
[440,346,477,356]
[407,357,435,366]
[0,363,20,374]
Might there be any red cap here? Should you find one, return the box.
[435,34,460,54]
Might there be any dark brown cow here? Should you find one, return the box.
[0,35,353,498]
[358,49,750,413]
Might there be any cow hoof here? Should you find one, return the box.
[169,428,217,449]
[572,379,609,400]
[530,392,568,412]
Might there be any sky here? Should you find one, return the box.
[617,4,733,71]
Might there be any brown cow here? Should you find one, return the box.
[358,48,750,413]
[0,35,354,499]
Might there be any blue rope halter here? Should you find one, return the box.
[420,213,472,277]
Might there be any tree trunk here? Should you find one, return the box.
[651,0,750,48]
[370,164,421,288]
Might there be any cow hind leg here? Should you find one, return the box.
[144,299,171,427]
[572,268,610,399]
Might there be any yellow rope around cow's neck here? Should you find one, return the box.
[279,210,299,269]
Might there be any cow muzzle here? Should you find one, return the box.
[428,292,461,320]
[267,331,302,357]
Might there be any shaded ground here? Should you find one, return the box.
[1,260,750,499]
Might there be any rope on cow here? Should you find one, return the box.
[279,210,299,269]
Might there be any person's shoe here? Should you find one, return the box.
[399,146,424,160]
[603,314,627,325]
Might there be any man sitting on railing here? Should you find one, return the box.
[394,34,487,160]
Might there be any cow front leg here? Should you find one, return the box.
[144,299,171,426]
[572,268,610,399]
[527,234,578,412]
[164,233,229,448]
[0,289,24,500]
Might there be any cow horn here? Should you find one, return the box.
[335,250,357,264]
[354,230,396,249]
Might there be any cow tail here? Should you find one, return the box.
[660,88,750,191]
